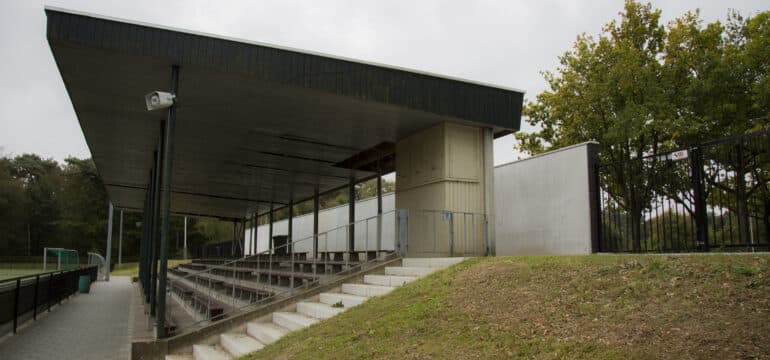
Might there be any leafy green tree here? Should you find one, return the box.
[518,1,668,250]
[0,157,29,255]
[9,154,63,255]
[519,1,770,250]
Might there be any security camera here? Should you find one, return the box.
[144,91,176,111]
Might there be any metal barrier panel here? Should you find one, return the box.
[597,130,770,252]
[0,266,97,336]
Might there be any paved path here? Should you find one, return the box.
[0,276,134,360]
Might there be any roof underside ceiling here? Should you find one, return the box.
[45,8,523,220]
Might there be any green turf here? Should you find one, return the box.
[0,268,47,280]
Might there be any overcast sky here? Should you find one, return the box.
[0,0,767,166]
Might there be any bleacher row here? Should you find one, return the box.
[166,250,388,326]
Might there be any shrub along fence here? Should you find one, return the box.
[0,265,97,336]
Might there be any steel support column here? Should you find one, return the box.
[118,210,124,265]
[149,137,163,312]
[288,198,294,251]
[252,212,257,255]
[268,203,274,250]
[376,166,383,254]
[156,64,179,338]
[348,179,355,252]
[138,174,148,293]
[105,202,114,282]
[241,219,247,257]
[231,221,237,257]
[313,186,319,259]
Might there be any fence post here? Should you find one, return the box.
[13,278,21,334]
[33,274,39,320]
[48,273,53,312]
[690,147,709,251]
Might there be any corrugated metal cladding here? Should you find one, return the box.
[45,9,523,131]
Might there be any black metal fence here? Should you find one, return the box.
[596,130,770,252]
[0,266,97,336]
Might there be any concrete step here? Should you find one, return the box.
[341,283,394,297]
[319,292,369,308]
[165,355,194,360]
[272,311,318,331]
[364,274,416,287]
[402,257,465,269]
[193,344,232,360]
[219,333,264,357]
[384,266,434,277]
[296,301,345,319]
[246,322,289,345]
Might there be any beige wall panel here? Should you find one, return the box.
[446,124,481,181]
[395,122,491,257]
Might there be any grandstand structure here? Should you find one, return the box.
[44,6,523,359]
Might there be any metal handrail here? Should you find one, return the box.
[168,209,397,333]
[175,209,396,281]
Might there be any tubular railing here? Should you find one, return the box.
[87,252,107,281]
[0,265,97,337]
[167,209,399,334]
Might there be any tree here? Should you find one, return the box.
[9,154,63,255]
[518,1,770,250]
[518,1,668,250]
[0,157,28,255]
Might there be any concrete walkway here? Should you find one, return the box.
[0,276,134,360]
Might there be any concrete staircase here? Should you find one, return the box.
[166,257,464,360]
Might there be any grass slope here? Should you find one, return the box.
[244,254,770,360]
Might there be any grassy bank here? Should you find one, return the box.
[112,259,190,277]
[245,254,770,359]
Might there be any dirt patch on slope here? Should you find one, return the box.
[449,256,770,359]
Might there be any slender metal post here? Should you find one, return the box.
[690,147,709,251]
[183,216,188,260]
[240,219,246,257]
[313,186,319,260]
[156,64,179,338]
[150,134,164,311]
[268,203,274,249]
[33,274,39,320]
[288,197,294,288]
[348,179,355,253]
[13,278,21,333]
[118,210,124,265]
[48,273,53,312]
[139,171,151,294]
[231,221,237,257]
[376,169,383,255]
[105,202,114,282]
[251,212,257,255]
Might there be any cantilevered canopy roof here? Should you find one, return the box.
[45,7,524,220]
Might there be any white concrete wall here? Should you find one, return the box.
[494,142,598,255]
[244,193,396,255]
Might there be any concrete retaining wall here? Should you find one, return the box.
[494,142,599,255]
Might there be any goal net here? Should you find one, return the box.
[43,247,80,271]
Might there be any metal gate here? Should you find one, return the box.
[596,130,770,252]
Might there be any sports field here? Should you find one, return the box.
[0,264,47,280]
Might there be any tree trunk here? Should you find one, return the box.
[735,144,751,245]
